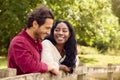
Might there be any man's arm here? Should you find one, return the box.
[12,40,48,73]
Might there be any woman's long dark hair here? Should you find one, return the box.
[45,20,77,73]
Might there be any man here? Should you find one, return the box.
[8,6,58,75]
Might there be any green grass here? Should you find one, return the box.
[1,54,120,69]
[77,45,120,66]
[79,54,120,66]
[0,56,7,69]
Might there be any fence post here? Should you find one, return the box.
[0,68,16,78]
[77,64,87,80]
[107,63,113,80]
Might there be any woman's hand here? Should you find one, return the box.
[59,64,70,72]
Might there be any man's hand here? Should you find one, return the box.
[47,65,59,75]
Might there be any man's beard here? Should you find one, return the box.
[34,30,40,39]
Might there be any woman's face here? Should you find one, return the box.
[54,22,70,45]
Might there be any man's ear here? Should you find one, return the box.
[32,20,38,28]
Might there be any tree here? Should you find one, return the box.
[111,0,120,24]
[0,0,40,55]
[45,0,119,50]
[0,0,119,55]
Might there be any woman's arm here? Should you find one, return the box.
[41,40,59,75]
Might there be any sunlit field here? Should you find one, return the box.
[79,54,120,66]
[1,54,120,69]
[0,56,7,69]
[1,45,120,69]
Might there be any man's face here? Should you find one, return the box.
[34,18,53,40]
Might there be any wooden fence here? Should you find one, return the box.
[0,64,120,80]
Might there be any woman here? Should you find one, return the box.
[41,20,79,74]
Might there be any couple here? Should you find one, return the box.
[8,6,79,75]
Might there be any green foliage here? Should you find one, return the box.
[111,0,120,24]
[79,46,100,55]
[76,0,119,50]
[0,0,40,55]
[0,0,119,55]
[45,0,119,51]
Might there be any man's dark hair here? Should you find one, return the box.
[26,6,54,28]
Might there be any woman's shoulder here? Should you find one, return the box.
[42,39,52,44]
[42,39,54,46]
[42,39,51,43]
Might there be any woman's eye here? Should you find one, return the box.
[63,30,68,32]
[54,29,69,32]
[55,29,59,32]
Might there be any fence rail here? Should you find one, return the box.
[1,63,120,80]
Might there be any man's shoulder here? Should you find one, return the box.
[12,35,26,42]
[10,34,27,46]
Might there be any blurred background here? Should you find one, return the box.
[0,0,120,68]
